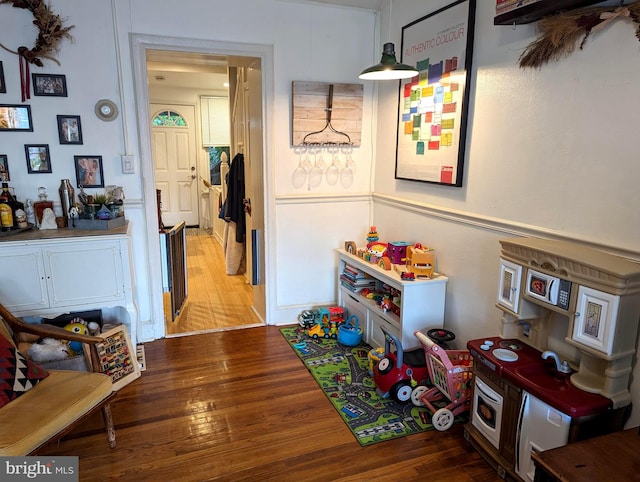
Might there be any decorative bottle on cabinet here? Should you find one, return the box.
[0,183,14,231]
[58,179,75,218]
[33,187,53,228]
[25,199,36,225]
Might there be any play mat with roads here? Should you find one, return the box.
[280,326,466,446]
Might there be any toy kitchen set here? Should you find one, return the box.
[464,237,640,482]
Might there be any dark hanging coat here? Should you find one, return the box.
[223,153,245,243]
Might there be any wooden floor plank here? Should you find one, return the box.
[166,233,261,336]
[38,326,499,481]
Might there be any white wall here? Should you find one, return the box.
[0,0,376,336]
[371,0,640,426]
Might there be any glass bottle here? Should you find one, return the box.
[0,182,15,231]
[33,187,53,228]
[25,199,36,225]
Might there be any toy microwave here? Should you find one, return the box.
[525,268,571,311]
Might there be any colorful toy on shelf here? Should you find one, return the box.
[366,226,379,243]
[362,226,390,269]
[344,240,357,254]
[405,244,436,278]
[400,271,415,281]
[387,241,412,265]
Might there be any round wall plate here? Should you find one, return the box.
[95,99,118,122]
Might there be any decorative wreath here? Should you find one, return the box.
[519,2,640,68]
[0,0,74,99]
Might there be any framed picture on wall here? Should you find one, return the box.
[0,154,9,181]
[74,155,104,187]
[0,62,6,94]
[32,73,67,97]
[57,115,83,144]
[0,104,33,131]
[25,144,52,173]
[394,0,476,187]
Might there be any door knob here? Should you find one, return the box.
[191,174,196,180]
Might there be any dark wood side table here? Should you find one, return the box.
[533,428,640,481]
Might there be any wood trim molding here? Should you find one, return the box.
[371,193,639,262]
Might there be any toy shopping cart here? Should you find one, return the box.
[411,331,474,431]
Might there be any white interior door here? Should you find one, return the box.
[151,104,199,227]
[245,63,266,320]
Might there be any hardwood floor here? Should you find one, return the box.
[39,326,500,481]
[165,232,261,336]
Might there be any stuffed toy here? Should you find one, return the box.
[64,320,89,355]
[28,338,70,363]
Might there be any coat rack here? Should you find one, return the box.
[291,81,363,147]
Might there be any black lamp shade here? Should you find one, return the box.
[359,42,419,80]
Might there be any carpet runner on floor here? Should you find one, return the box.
[280,326,466,446]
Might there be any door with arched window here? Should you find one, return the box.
[150,104,199,227]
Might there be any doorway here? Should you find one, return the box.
[131,36,271,339]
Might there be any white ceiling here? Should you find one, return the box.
[304,0,383,9]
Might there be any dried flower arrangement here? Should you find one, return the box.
[0,0,74,100]
[519,2,640,68]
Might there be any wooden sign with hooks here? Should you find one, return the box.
[291,81,363,147]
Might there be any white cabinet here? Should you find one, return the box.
[496,258,540,319]
[337,249,447,349]
[516,391,570,482]
[200,96,230,147]
[571,286,619,356]
[0,225,138,343]
[497,258,521,313]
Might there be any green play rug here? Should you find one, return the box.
[280,326,467,446]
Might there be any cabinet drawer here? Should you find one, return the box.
[341,290,368,332]
[369,312,400,349]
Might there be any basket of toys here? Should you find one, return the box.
[337,315,362,346]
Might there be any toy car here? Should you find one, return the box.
[298,310,315,328]
[373,327,429,402]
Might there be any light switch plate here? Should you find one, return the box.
[121,155,135,174]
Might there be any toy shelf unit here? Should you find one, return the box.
[337,249,447,350]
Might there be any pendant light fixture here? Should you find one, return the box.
[359,0,418,81]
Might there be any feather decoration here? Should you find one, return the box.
[519,1,640,68]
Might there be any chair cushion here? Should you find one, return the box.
[0,370,113,455]
[0,335,49,408]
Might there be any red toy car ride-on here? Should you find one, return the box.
[373,327,430,402]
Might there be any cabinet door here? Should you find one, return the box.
[201,96,230,146]
[43,240,125,308]
[571,286,618,355]
[340,289,369,344]
[369,312,400,350]
[0,245,48,311]
[497,259,521,313]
